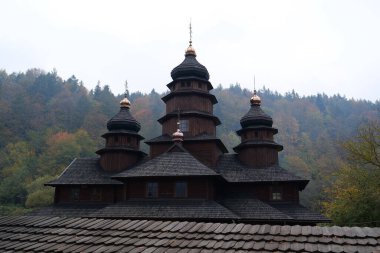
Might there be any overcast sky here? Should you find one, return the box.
[1,0,379,101]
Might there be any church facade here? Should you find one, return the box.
[42,39,329,225]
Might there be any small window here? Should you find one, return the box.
[198,83,202,89]
[186,81,191,87]
[90,187,102,201]
[179,119,189,132]
[271,186,282,201]
[254,131,259,138]
[175,182,187,198]
[127,136,131,144]
[146,182,158,198]
[181,81,186,87]
[114,136,119,144]
[70,188,80,201]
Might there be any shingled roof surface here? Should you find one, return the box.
[28,204,108,217]
[46,158,122,185]
[89,200,238,220]
[221,198,293,221]
[0,216,379,253]
[113,144,218,178]
[216,154,308,185]
[270,203,331,223]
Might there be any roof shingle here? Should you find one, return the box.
[46,158,122,185]
[113,144,218,178]
[0,216,379,252]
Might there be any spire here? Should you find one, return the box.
[120,80,131,108]
[185,20,197,56]
[172,109,184,142]
[250,76,261,106]
[189,20,193,46]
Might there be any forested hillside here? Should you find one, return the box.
[0,69,379,224]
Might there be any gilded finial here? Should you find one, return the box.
[120,80,131,108]
[185,20,196,56]
[172,108,184,142]
[250,76,261,106]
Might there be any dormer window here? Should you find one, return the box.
[271,185,283,201]
[179,119,189,132]
[146,182,158,198]
[90,187,102,201]
[175,182,187,198]
[70,188,80,201]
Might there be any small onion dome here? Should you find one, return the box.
[185,45,196,56]
[172,128,184,142]
[120,97,131,108]
[170,46,210,81]
[107,101,141,132]
[250,90,261,105]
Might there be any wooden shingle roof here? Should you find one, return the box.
[0,216,379,252]
[113,144,218,179]
[216,154,308,187]
[46,158,122,186]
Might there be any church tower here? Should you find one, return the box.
[96,84,146,172]
[146,24,227,166]
[233,90,283,167]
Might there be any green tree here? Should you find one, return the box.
[323,121,380,226]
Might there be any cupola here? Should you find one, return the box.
[97,81,146,172]
[234,88,283,167]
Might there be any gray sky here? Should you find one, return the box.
[1,0,379,101]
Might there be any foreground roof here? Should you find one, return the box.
[0,216,379,253]
[30,198,329,224]
[46,158,122,186]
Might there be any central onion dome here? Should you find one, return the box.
[240,90,273,127]
[107,98,141,132]
[170,44,210,81]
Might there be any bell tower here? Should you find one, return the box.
[146,23,227,166]
[234,90,283,167]
[96,82,146,172]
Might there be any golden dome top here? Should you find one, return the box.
[250,90,261,105]
[120,97,131,108]
[172,119,183,141]
[172,128,184,142]
[185,45,197,56]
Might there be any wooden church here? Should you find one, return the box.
[40,32,329,225]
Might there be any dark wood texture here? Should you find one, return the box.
[238,147,279,167]
[126,178,213,199]
[100,152,140,172]
[166,95,213,114]
[162,117,216,136]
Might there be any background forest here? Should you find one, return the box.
[0,69,379,226]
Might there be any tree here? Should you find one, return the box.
[323,121,380,226]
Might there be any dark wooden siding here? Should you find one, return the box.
[238,147,278,167]
[106,135,140,149]
[100,152,140,172]
[162,117,216,137]
[126,178,213,199]
[149,143,172,158]
[55,185,116,203]
[184,141,223,167]
[218,183,299,202]
[241,129,274,142]
[166,95,213,114]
